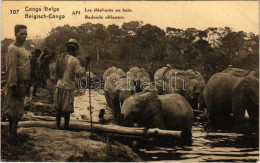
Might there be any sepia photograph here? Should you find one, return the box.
[1,1,259,162]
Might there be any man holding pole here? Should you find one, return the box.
[54,38,90,129]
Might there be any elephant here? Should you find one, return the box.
[103,67,136,123]
[103,66,126,82]
[158,93,194,132]
[121,91,194,133]
[185,79,206,111]
[120,91,165,129]
[127,66,150,92]
[203,69,259,129]
[232,74,259,124]
[154,67,206,110]
[222,67,255,77]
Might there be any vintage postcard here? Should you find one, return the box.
[1,1,259,162]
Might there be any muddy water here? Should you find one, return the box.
[136,123,259,162]
[71,90,260,162]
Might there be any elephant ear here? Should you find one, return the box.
[187,84,196,100]
[247,89,259,105]
[244,75,259,105]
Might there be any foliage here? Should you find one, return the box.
[1,22,259,79]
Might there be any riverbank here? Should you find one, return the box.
[1,125,142,162]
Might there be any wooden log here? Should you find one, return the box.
[31,102,53,108]
[165,150,259,156]
[1,121,182,138]
[30,116,56,121]
[197,155,259,161]
[25,116,183,138]
[147,128,182,138]
[30,116,100,124]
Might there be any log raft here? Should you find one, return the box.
[1,120,182,138]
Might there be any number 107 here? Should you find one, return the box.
[10,10,19,14]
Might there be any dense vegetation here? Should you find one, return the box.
[1,21,259,81]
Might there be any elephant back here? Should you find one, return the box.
[115,68,126,77]
[205,72,241,95]
[103,66,126,82]
[147,81,166,95]
[233,74,259,105]
[204,72,242,115]
[105,72,132,91]
[194,72,205,83]
[176,69,205,83]
[158,93,194,131]
[103,66,117,81]
[136,68,149,80]
[164,68,181,82]
[154,67,170,80]
[222,68,252,77]
[129,66,141,74]
[128,66,149,80]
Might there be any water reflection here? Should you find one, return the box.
[135,121,259,162]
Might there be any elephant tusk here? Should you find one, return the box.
[120,101,122,108]
[198,103,201,110]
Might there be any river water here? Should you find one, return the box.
[72,90,259,162]
[136,121,259,162]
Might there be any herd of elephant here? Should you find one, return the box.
[103,66,259,136]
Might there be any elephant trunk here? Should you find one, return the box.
[117,113,124,125]
[198,97,206,111]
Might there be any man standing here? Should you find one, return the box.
[54,38,90,129]
[4,25,30,143]
[38,48,49,87]
[30,49,41,97]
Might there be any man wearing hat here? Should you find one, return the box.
[54,38,90,129]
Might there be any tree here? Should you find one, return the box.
[44,25,79,53]
[1,38,14,53]
[136,24,166,62]
[121,21,143,63]
[106,24,123,42]
[76,23,108,64]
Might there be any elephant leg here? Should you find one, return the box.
[188,99,197,110]
[247,101,259,124]
[247,103,259,133]
[232,95,246,124]
[207,107,223,130]
[179,129,192,146]
[206,104,215,129]
[223,112,233,130]
[207,114,216,130]
[110,98,120,124]
[104,91,111,107]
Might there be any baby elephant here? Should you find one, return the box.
[120,91,194,138]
